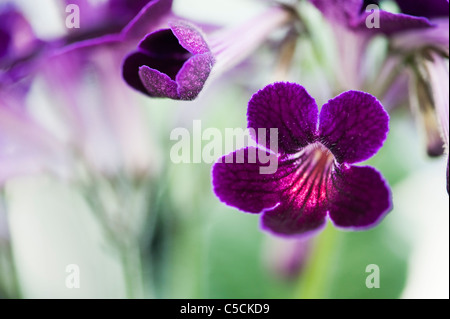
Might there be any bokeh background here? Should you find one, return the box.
[0,0,448,299]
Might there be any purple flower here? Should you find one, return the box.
[311,0,444,36]
[388,0,449,54]
[394,0,449,20]
[0,94,69,186]
[122,5,294,100]
[64,0,165,43]
[122,20,215,100]
[310,0,449,89]
[212,82,391,237]
[0,5,44,93]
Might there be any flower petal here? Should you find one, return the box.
[247,82,318,154]
[0,28,10,59]
[212,147,285,214]
[328,165,392,229]
[175,53,214,100]
[261,202,327,237]
[310,0,363,24]
[168,20,210,54]
[351,11,434,36]
[395,0,449,19]
[318,90,389,164]
[122,0,173,39]
[138,65,178,99]
[261,144,334,237]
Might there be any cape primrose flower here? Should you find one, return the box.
[212,82,392,237]
[122,20,215,100]
[122,5,294,100]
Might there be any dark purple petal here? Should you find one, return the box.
[176,53,214,100]
[0,28,10,58]
[261,203,327,237]
[212,147,284,214]
[351,11,435,36]
[247,82,318,154]
[138,65,178,99]
[318,90,389,164]
[312,0,438,36]
[213,143,336,237]
[328,165,392,229]
[395,0,449,19]
[122,51,156,94]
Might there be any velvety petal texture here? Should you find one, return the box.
[122,20,215,100]
[328,165,392,229]
[212,82,392,237]
[318,90,389,164]
[247,82,318,154]
[212,147,285,214]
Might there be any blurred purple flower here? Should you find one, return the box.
[0,4,45,94]
[310,0,449,89]
[38,1,175,176]
[264,236,312,279]
[0,1,173,184]
[387,0,449,54]
[311,0,446,36]
[65,0,172,43]
[0,94,69,186]
[212,82,391,237]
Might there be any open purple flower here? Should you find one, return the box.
[122,20,215,100]
[212,82,392,237]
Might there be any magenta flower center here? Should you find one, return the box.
[285,143,335,208]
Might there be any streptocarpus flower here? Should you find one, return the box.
[212,82,391,237]
[122,5,294,100]
[122,20,215,100]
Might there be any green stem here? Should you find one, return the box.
[121,242,145,299]
[295,223,340,299]
[0,192,23,298]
